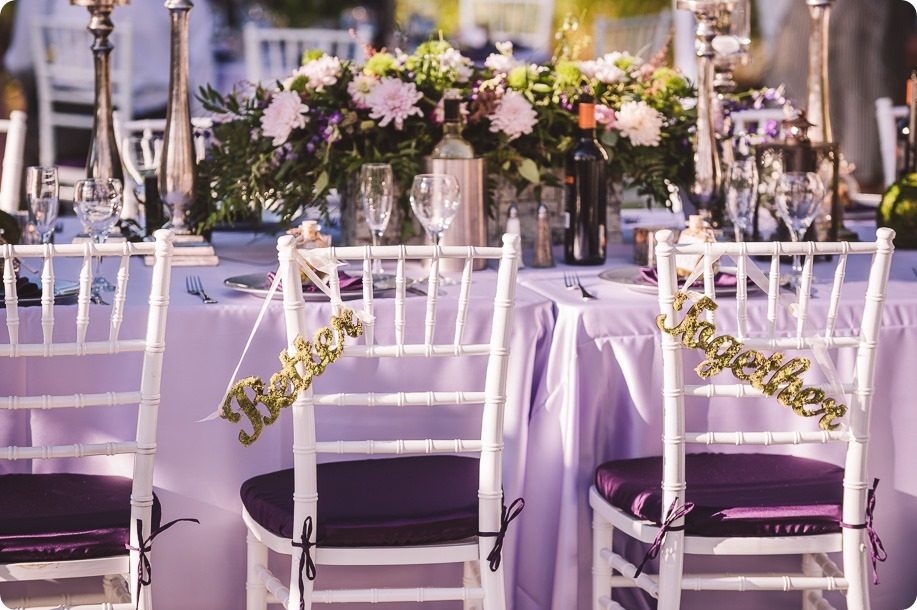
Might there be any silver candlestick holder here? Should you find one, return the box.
[71,0,127,182]
[156,0,218,266]
[805,0,833,143]
[712,0,750,167]
[677,0,735,222]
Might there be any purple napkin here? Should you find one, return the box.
[265,270,362,292]
[639,267,740,288]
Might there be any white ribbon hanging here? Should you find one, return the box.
[198,248,346,423]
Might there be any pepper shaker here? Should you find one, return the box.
[532,202,555,268]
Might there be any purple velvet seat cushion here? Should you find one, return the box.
[0,473,161,563]
[241,456,480,547]
[595,453,844,538]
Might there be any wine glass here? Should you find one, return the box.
[774,172,826,288]
[359,163,394,277]
[724,157,758,242]
[122,134,163,229]
[74,178,123,293]
[25,166,60,244]
[410,173,461,284]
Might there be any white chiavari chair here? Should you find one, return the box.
[458,0,555,55]
[0,231,179,610]
[593,10,672,57]
[0,110,27,214]
[112,111,214,164]
[875,97,909,189]
[238,235,520,609]
[729,107,787,140]
[30,16,134,187]
[590,229,895,609]
[243,24,362,86]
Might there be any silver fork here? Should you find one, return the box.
[565,271,597,301]
[186,275,218,304]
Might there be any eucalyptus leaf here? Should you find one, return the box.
[313,171,329,197]
[519,158,541,184]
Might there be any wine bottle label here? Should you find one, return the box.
[564,212,570,229]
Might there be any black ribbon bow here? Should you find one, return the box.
[478,497,525,572]
[840,478,887,584]
[125,517,199,608]
[634,499,695,578]
[291,516,317,610]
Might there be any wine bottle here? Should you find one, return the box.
[564,94,608,265]
[901,71,917,178]
[143,175,165,237]
[432,91,474,159]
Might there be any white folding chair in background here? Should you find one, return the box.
[30,16,134,188]
[590,229,895,609]
[728,107,787,140]
[238,235,520,609]
[243,24,361,85]
[875,97,909,189]
[0,110,27,215]
[0,231,180,610]
[458,0,555,56]
[112,111,214,164]
[593,10,672,57]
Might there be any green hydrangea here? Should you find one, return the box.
[301,49,325,64]
[554,61,582,88]
[364,52,396,76]
[507,66,532,90]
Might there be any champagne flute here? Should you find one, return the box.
[25,166,60,244]
[74,178,123,293]
[724,157,758,242]
[774,172,826,288]
[359,163,394,277]
[410,174,461,284]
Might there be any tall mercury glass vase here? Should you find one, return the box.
[677,0,736,226]
[71,0,127,184]
[157,0,218,264]
[805,0,833,144]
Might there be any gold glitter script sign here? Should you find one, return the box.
[221,308,364,445]
[656,292,847,431]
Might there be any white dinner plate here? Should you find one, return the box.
[223,273,407,301]
[598,265,763,297]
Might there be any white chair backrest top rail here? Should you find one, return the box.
[112,111,214,164]
[458,0,555,54]
[875,96,909,188]
[0,110,27,214]
[30,16,134,173]
[593,10,672,57]
[243,24,362,85]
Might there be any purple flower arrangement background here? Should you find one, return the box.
[196,27,699,234]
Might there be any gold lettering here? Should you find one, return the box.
[697,335,743,378]
[730,350,766,381]
[748,354,786,390]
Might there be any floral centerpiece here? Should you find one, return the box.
[196,23,696,234]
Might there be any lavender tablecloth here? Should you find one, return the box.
[0,223,555,609]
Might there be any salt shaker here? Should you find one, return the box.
[505,203,524,268]
[532,202,555,268]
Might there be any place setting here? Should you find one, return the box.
[222,165,461,301]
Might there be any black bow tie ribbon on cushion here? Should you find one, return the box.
[639,267,742,288]
[634,498,695,578]
[291,516,318,610]
[0,277,41,307]
[840,478,887,584]
[478,497,525,572]
[125,517,199,608]
[265,270,363,292]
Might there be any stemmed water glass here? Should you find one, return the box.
[74,178,123,294]
[410,173,461,284]
[774,171,826,288]
[724,157,758,242]
[25,166,60,244]
[359,163,394,277]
